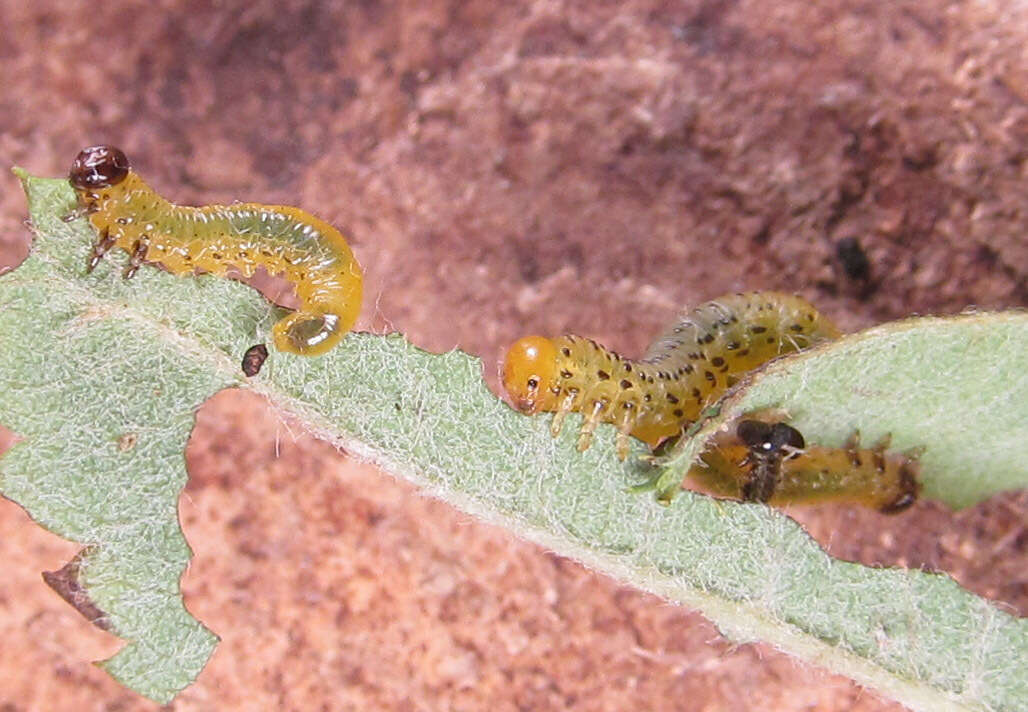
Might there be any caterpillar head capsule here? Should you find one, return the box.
[502,335,558,414]
[737,420,806,454]
[69,145,130,190]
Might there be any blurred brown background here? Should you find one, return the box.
[0,1,1025,710]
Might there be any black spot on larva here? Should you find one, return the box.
[624,363,632,372]
[691,387,701,398]
[726,341,739,350]
[666,393,679,404]
[750,325,767,334]
[673,409,684,417]
[738,349,749,357]
[597,370,610,380]
[684,364,694,373]
[789,324,804,332]
[620,379,633,389]
[560,370,573,379]
[644,394,651,401]
[702,333,715,344]
[704,371,715,383]
[711,357,725,367]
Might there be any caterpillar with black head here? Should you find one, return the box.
[503,292,841,460]
[734,419,807,504]
[692,416,921,513]
[68,145,362,356]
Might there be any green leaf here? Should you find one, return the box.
[2,171,1026,710]
[657,311,1028,509]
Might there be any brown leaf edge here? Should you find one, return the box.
[41,548,112,632]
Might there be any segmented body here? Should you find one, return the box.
[692,417,921,513]
[503,292,841,459]
[68,145,362,356]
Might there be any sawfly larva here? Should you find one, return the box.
[68,145,362,356]
[503,291,840,459]
[692,417,922,513]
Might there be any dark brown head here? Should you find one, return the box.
[69,145,130,190]
[737,420,806,456]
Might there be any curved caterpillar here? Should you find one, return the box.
[68,145,363,356]
[503,292,841,460]
[691,417,921,513]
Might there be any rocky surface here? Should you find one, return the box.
[0,1,1025,710]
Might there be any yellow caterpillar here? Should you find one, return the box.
[692,417,921,513]
[503,292,840,460]
[68,145,362,356]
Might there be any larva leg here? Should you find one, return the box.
[272,310,343,357]
[123,238,150,279]
[867,433,919,513]
[844,430,864,451]
[614,406,637,461]
[63,203,96,223]
[86,227,116,273]
[615,431,631,461]
[550,390,577,438]
[576,399,608,452]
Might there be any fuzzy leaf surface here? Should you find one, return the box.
[0,172,1025,709]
